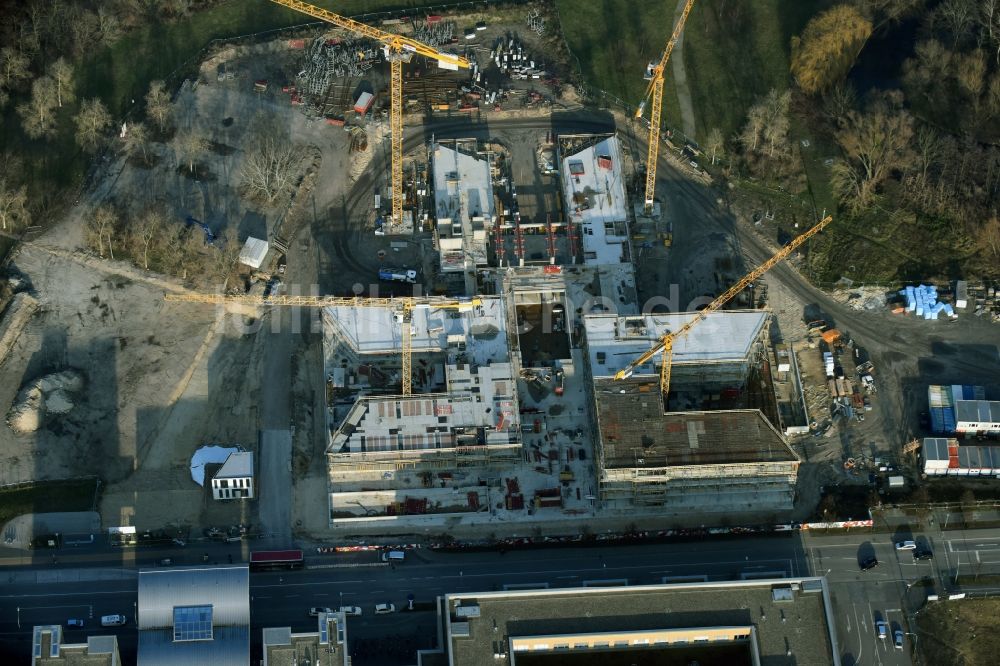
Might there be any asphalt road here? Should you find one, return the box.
[7,528,1000,665]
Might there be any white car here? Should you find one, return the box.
[374,603,396,615]
[339,606,362,616]
[308,607,333,617]
[895,540,917,551]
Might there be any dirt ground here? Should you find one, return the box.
[917,598,1000,665]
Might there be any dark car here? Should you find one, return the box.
[860,556,879,571]
[914,549,934,561]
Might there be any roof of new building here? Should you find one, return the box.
[263,614,346,666]
[595,381,797,469]
[442,579,838,666]
[433,142,493,270]
[32,626,119,666]
[560,135,629,265]
[137,566,249,666]
[214,451,253,479]
[330,366,518,454]
[322,297,508,364]
[585,311,769,378]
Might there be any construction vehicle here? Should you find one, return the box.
[165,292,479,396]
[635,0,696,212]
[613,215,833,403]
[268,0,470,228]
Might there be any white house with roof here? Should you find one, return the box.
[211,451,254,500]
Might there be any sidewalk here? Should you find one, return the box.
[2,567,136,586]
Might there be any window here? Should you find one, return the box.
[173,605,213,642]
[220,480,229,488]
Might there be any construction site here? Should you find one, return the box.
[4,0,1000,552]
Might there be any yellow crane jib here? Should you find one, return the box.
[613,215,834,395]
[637,0,696,211]
[268,0,470,228]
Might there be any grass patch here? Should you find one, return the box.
[917,598,1000,666]
[555,0,682,129]
[682,0,832,141]
[0,478,100,529]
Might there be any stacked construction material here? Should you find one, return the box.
[299,37,380,98]
[900,284,956,320]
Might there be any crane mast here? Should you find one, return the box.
[268,0,470,227]
[636,0,696,212]
[614,215,834,401]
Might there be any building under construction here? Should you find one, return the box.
[584,311,799,513]
[322,296,526,522]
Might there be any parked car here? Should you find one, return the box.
[860,556,879,571]
[893,629,905,650]
[875,620,888,639]
[308,607,333,617]
[100,614,127,627]
[339,606,362,616]
[914,548,934,561]
[66,619,84,628]
[374,603,395,615]
[895,540,917,551]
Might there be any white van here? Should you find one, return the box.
[100,614,127,627]
[382,550,405,562]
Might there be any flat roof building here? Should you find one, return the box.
[31,626,120,666]
[263,612,348,666]
[593,381,799,511]
[585,311,769,387]
[137,565,249,666]
[559,135,630,266]
[423,579,840,666]
[433,140,494,273]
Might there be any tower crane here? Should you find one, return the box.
[636,0,696,212]
[613,215,834,403]
[164,292,480,396]
[268,0,470,228]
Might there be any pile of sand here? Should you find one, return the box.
[7,370,85,434]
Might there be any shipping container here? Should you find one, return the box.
[354,91,374,114]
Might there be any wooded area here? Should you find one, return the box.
[727,0,1000,280]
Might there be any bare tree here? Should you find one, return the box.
[935,0,976,47]
[16,75,59,139]
[739,89,791,158]
[95,6,122,46]
[979,216,1000,258]
[0,46,31,89]
[832,91,915,212]
[88,205,119,259]
[703,127,724,165]
[914,125,942,185]
[762,90,791,157]
[132,207,166,270]
[240,135,301,202]
[739,104,767,153]
[212,226,241,290]
[48,57,74,108]
[982,0,1000,65]
[175,129,208,174]
[0,177,29,232]
[791,5,873,94]
[123,121,150,162]
[823,81,858,125]
[74,98,112,153]
[145,80,172,133]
